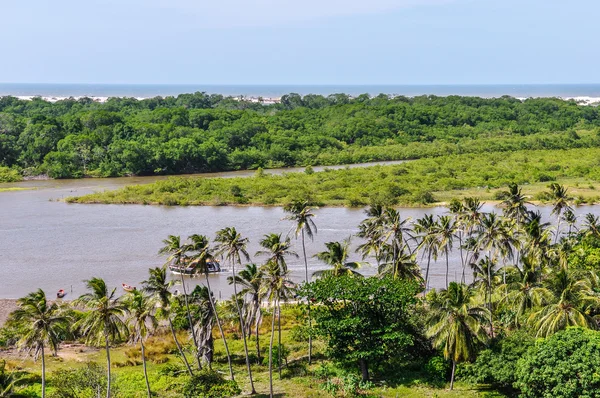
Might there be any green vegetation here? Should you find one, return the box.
[2,93,600,179]
[70,147,600,206]
[7,187,600,397]
[0,166,21,183]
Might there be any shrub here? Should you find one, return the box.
[515,327,600,398]
[0,166,21,183]
[182,369,241,398]
[48,363,114,398]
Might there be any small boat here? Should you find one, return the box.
[56,289,67,299]
[122,283,136,292]
[168,258,222,275]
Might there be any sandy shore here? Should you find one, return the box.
[0,300,18,327]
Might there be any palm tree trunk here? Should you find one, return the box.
[269,298,277,398]
[41,344,46,398]
[458,233,466,284]
[168,318,193,376]
[255,300,262,364]
[450,360,456,390]
[278,302,282,379]
[359,358,369,382]
[555,217,562,244]
[232,259,256,394]
[206,273,234,381]
[180,273,202,371]
[141,341,151,398]
[487,251,494,339]
[425,251,432,291]
[445,249,449,289]
[105,335,111,398]
[302,230,313,365]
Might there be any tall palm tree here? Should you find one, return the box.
[448,200,467,282]
[214,227,256,395]
[314,238,363,277]
[581,213,600,238]
[228,263,264,363]
[257,233,298,378]
[261,260,293,398]
[435,215,455,289]
[74,278,128,398]
[500,183,531,223]
[415,214,439,290]
[548,183,573,243]
[426,282,489,390]
[188,285,216,368]
[186,234,234,379]
[283,199,317,363]
[381,208,415,259]
[11,289,69,398]
[158,235,202,370]
[142,266,194,376]
[125,290,157,398]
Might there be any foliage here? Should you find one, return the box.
[299,275,420,379]
[515,327,600,398]
[48,363,113,398]
[70,147,600,206]
[2,93,600,179]
[0,167,21,183]
[460,331,534,393]
[181,369,241,398]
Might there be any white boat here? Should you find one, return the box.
[168,258,222,275]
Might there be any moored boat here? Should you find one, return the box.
[56,289,66,299]
[122,283,136,292]
[168,258,222,275]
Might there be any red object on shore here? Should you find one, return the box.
[56,289,66,299]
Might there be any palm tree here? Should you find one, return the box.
[548,183,573,243]
[228,263,264,363]
[186,234,234,379]
[529,268,600,337]
[214,227,256,394]
[581,213,600,238]
[377,246,423,283]
[74,278,128,398]
[0,360,20,398]
[314,238,363,277]
[435,215,455,289]
[426,282,489,390]
[261,260,293,398]
[142,266,194,376]
[415,214,439,290]
[283,199,317,363]
[257,233,298,378]
[11,289,69,398]
[125,290,157,398]
[188,285,216,367]
[159,235,202,370]
[448,199,468,282]
[500,183,531,223]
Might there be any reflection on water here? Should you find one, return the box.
[0,165,597,299]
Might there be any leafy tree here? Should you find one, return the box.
[515,327,600,398]
[299,275,419,381]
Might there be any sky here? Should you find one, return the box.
[0,0,599,85]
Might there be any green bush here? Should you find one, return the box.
[48,363,113,398]
[182,369,241,398]
[0,166,21,183]
[515,328,600,398]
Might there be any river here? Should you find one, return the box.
[0,163,596,300]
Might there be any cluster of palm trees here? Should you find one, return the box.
[10,184,600,394]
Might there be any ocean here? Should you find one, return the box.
[2,83,600,100]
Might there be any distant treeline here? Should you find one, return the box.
[1,92,600,179]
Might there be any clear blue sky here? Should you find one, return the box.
[1,0,598,85]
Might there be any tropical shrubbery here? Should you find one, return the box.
[2,93,600,179]
[71,147,600,206]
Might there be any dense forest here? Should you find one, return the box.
[1,93,600,180]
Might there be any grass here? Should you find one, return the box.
[68,147,600,207]
[0,305,504,397]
